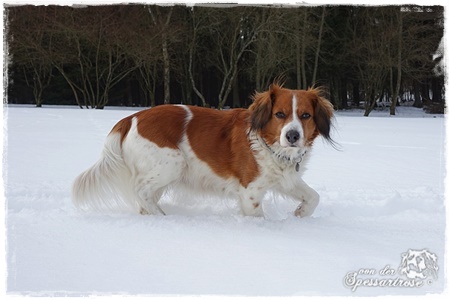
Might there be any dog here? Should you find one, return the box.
[72,83,334,217]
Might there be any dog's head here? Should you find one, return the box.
[249,83,334,152]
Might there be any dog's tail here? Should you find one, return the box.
[72,132,138,212]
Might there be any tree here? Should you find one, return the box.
[388,7,403,116]
[311,7,326,87]
[5,5,445,112]
[38,6,140,108]
[401,6,444,110]
[348,7,391,116]
[288,7,328,90]
[125,6,162,107]
[201,7,267,108]
[7,6,54,107]
[247,8,291,92]
[149,6,174,104]
[187,6,208,106]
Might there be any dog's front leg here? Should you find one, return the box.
[287,179,320,218]
[238,185,265,217]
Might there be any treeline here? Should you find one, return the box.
[5,5,444,115]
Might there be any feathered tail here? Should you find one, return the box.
[72,133,138,212]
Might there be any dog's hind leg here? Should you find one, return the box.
[137,185,166,215]
[121,116,187,215]
[133,155,185,215]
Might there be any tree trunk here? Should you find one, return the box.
[256,40,262,91]
[340,78,348,109]
[412,82,422,108]
[23,64,51,108]
[188,10,207,107]
[295,12,302,89]
[162,35,171,104]
[301,8,308,89]
[352,81,360,107]
[364,104,376,116]
[421,82,431,102]
[54,65,83,108]
[218,69,235,109]
[311,7,325,87]
[431,77,442,102]
[149,6,173,105]
[364,88,377,116]
[232,75,240,108]
[390,10,402,116]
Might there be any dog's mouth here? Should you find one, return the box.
[279,138,304,149]
[286,143,300,148]
[265,136,305,150]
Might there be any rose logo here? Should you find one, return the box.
[398,249,438,280]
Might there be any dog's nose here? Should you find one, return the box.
[286,130,300,144]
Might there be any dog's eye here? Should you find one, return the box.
[275,112,286,119]
[300,113,311,119]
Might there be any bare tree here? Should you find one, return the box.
[311,7,326,87]
[7,6,54,107]
[388,7,403,116]
[6,5,444,111]
[203,7,266,109]
[250,8,291,92]
[149,6,174,104]
[348,7,390,116]
[287,7,327,90]
[47,7,139,108]
[187,6,208,106]
[125,6,161,107]
[296,7,308,89]
[21,63,52,107]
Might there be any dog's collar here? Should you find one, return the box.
[259,137,307,172]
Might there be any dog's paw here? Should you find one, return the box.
[294,204,314,218]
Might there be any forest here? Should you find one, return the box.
[4,5,445,116]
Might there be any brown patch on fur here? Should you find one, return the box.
[110,115,132,144]
[133,105,186,149]
[308,88,334,143]
[248,83,280,131]
[186,107,259,188]
[253,202,260,208]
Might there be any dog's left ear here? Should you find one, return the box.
[249,84,280,131]
[310,89,334,142]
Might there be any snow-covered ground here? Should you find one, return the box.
[2,104,447,296]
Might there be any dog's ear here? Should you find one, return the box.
[310,88,334,142]
[249,84,280,131]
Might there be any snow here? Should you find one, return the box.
[1,104,447,297]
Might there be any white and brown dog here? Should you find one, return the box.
[72,84,334,217]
